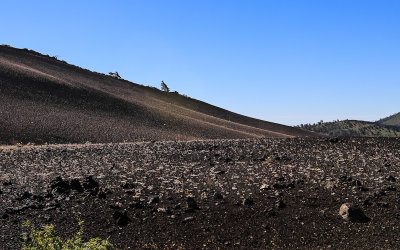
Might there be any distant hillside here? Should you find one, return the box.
[299,120,400,137]
[377,112,400,127]
[0,45,316,145]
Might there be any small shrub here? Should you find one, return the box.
[160,80,170,92]
[22,219,113,250]
[108,71,122,79]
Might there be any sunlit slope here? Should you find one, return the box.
[300,120,400,137]
[0,46,316,144]
[377,112,400,127]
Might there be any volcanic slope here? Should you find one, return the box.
[0,46,315,144]
[377,112,400,127]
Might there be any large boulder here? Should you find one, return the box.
[339,203,370,222]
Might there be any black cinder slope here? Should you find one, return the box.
[0,45,317,144]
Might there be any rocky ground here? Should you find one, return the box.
[1,137,400,249]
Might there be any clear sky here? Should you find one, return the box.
[1,0,399,125]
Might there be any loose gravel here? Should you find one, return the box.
[1,137,400,249]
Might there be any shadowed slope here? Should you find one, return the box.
[0,45,316,144]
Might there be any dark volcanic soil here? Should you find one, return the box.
[0,45,315,145]
[1,137,400,249]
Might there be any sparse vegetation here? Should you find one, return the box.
[108,71,122,79]
[377,112,400,127]
[299,120,400,137]
[22,219,113,250]
[0,45,315,145]
[160,80,170,92]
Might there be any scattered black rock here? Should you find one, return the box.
[110,202,123,209]
[272,183,285,189]
[363,198,373,206]
[98,189,107,199]
[83,176,99,193]
[5,207,21,215]
[276,200,286,209]
[148,196,160,205]
[272,182,295,189]
[1,137,400,249]
[374,190,386,198]
[339,176,352,183]
[113,210,131,227]
[44,201,60,211]
[295,215,303,221]
[275,155,292,162]
[16,191,32,201]
[23,201,44,210]
[262,224,270,230]
[243,198,254,206]
[327,138,340,143]
[121,182,136,189]
[215,170,225,175]
[265,208,277,217]
[50,177,70,194]
[32,195,44,202]
[214,192,224,200]
[3,181,12,186]
[49,176,98,196]
[186,196,199,211]
[224,157,232,163]
[69,179,83,193]
[386,175,396,182]
[358,186,369,192]
[376,202,389,208]
[129,200,144,209]
[383,185,396,192]
[339,203,370,223]
[45,192,54,199]
[183,216,194,222]
[157,208,172,214]
[351,180,362,187]
[43,214,52,222]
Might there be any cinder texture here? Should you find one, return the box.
[1,137,400,249]
[0,45,316,145]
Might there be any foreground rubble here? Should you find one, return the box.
[1,138,400,249]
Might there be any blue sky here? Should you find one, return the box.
[1,0,399,125]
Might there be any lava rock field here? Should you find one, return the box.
[1,137,400,249]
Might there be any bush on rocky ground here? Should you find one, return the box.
[22,219,113,250]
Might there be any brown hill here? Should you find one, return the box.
[0,45,316,144]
